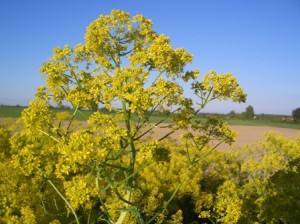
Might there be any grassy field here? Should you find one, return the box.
[0,105,92,121]
[223,118,300,129]
[1,105,300,129]
[0,106,24,118]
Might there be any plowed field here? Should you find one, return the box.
[147,125,300,149]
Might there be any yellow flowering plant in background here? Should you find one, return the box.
[0,10,253,223]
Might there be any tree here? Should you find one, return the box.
[0,10,246,223]
[292,108,300,121]
[244,105,255,119]
[228,110,236,119]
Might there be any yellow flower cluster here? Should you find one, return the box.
[191,70,247,111]
[21,98,54,130]
[2,114,300,223]
[213,180,242,223]
[130,34,193,77]
[201,70,247,103]
[64,175,98,210]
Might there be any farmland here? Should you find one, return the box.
[1,104,299,151]
[147,124,300,150]
[0,105,92,121]
[1,105,300,129]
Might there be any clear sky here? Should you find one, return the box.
[1,0,299,115]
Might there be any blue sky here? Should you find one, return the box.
[0,0,299,115]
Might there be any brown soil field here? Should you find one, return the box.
[221,126,300,149]
[146,125,300,149]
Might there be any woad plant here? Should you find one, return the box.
[0,10,248,223]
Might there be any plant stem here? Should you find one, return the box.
[47,179,80,224]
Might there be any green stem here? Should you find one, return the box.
[134,119,165,141]
[122,100,136,185]
[47,179,80,224]
[199,87,213,109]
[116,190,132,224]
[38,129,59,142]
[95,175,114,223]
[101,167,135,205]
[158,129,175,141]
[65,104,79,135]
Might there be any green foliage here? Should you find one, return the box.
[242,105,255,119]
[292,107,300,121]
[227,110,236,119]
[224,118,300,129]
[0,105,25,117]
[260,157,300,222]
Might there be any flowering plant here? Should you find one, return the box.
[0,10,247,223]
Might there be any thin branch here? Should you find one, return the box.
[47,179,80,224]
[65,104,79,135]
[38,129,59,142]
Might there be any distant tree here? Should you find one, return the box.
[228,110,236,119]
[292,108,300,122]
[245,105,255,119]
[259,113,265,120]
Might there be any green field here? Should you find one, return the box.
[1,105,300,129]
[0,105,92,121]
[223,118,300,129]
[0,105,24,118]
